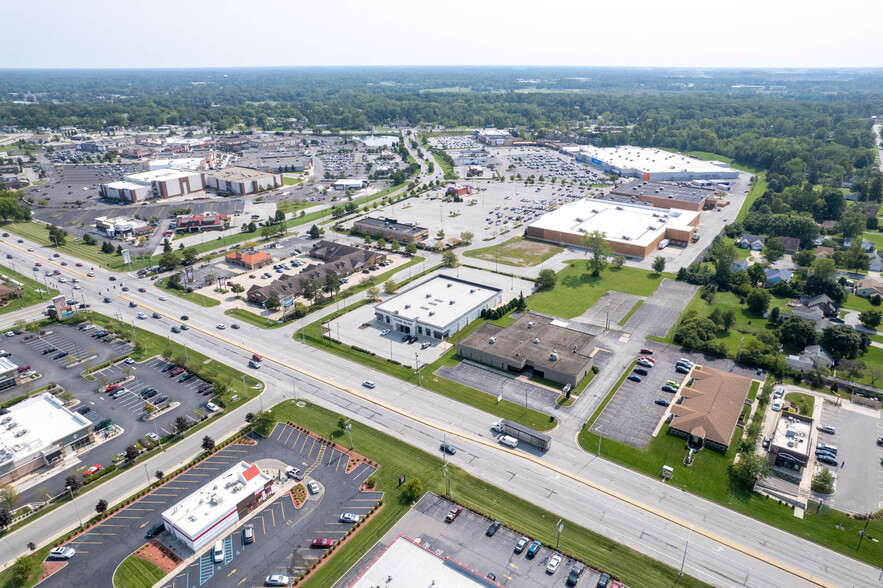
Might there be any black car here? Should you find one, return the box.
[202,386,215,396]
[77,407,91,415]
[108,276,117,281]
[817,454,838,467]
[162,364,175,373]
[129,301,137,308]
[180,315,189,321]
[53,352,67,360]
[179,373,194,383]
[103,297,112,303]
[143,390,158,400]
[401,334,409,342]
[42,347,57,355]
[145,522,164,540]
[154,395,169,405]
[486,520,501,537]
[440,444,456,455]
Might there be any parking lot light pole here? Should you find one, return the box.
[143,464,152,486]
[66,486,83,529]
[555,519,563,550]
[344,420,353,450]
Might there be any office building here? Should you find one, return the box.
[353,217,429,243]
[206,167,282,195]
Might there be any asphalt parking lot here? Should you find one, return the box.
[591,346,756,449]
[813,402,883,513]
[162,422,381,588]
[0,324,132,403]
[335,493,602,587]
[438,362,559,413]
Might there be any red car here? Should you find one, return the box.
[249,275,256,279]
[84,464,102,476]
[138,288,146,292]
[75,263,83,267]
[53,253,60,257]
[639,356,655,363]
[640,348,654,354]
[16,364,30,373]
[106,384,120,392]
[53,269,61,275]
[252,354,263,362]
[35,262,41,267]
[311,538,333,548]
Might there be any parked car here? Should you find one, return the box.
[675,365,690,374]
[84,464,102,476]
[265,575,290,586]
[596,573,611,588]
[527,540,542,558]
[817,454,838,467]
[243,524,255,544]
[546,554,563,574]
[285,466,301,479]
[818,444,837,454]
[514,536,530,553]
[213,540,224,563]
[566,562,585,586]
[640,347,654,354]
[144,522,164,540]
[206,402,220,412]
[762,437,771,449]
[661,384,677,393]
[817,425,836,435]
[486,520,502,536]
[633,367,649,376]
[636,359,653,368]
[627,375,642,383]
[311,538,334,548]
[307,481,319,494]
[655,398,670,407]
[339,513,360,523]
[49,547,76,559]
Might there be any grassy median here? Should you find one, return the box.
[112,555,165,588]
[271,400,712,588]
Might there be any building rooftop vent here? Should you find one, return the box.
[489,337,496,344]
[447,283,453,288]
[449,300,455,305]
[527,322,534,329]
[533,338,540,344]
[550,351,559,361]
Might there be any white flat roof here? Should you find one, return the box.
[128,168,201,183]
[104,181,146,190]
[162,461,270,541]
[528,199,700,248]
[348,535,493,588]
[148,157,204,170]
[579,145,734,175]
[375,275,500,329]
[0,393,91,468]
[771,413,813,458]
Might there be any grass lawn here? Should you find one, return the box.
[0,265,59,315]
[282,176,304,186]
[577,379,882,567]
[277,199,318,216]
[784,392,815,416]
[841,293,878,313]
[430,149,455,178]
[681,291,793,356]
[853,345,883,386]
[722,236,752,259]
[112,555,165,588]
[0,546,51,588]
[862,231,883,249]
[300,302,554,431]
[223,307,285,329]
[463,236,563,267]
[270,401,712,588]
[155,278,221,307]
[528,263,670,318]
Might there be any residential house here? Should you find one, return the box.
[844,237,876,252]
[736,234,766,250]
[800,294,838,317]
[764,268,792,286]
[780,237,800,255]
[786,344,835,372]
[845,192,861,202]
[792,305,824,322]
[854,278,883,298]
[820,220,837,232]
[730,259,749,272]
[869,251,883,273]
[814,246,834,259]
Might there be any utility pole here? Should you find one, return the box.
[858,514,871,550]
[67,486,83,529]
[444,463,451,497]
[677,525,693,583]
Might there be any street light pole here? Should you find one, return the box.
[344,420,353,450]
[677,525,693,582]
[67,486,84,529]
[555,519,563,550]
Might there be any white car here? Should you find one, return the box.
[137,313,147,319]
[158,296,167,301]
[206,402,220,413]
[57,277,66,283]
[73,284,81,290]
[124,357,135,364]
[339,513,361,523]
[380,329,390,335]
[499,435,518,448]
[363,380,376,389]
[216,324,226,330]
[49,546,76,559]
[87,272,95,277]
[546,553,562,574]
[265,575,291,587]
[3,332,13,337]
[212,540,224,563]
[146,432,160,442]
[307,481,319,494]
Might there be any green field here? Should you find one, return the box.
[112,555,165,588]
[277,199,318,216]
[841,293,878,313]
[155,278,221,307]
[681,290,793,355]
[223,307,284,328]
[282,176,304,186]
[270,401,712,588]
[528,263,669,318]
[463,237,563,267]
[0,265,59,315]
[784,391,815,416]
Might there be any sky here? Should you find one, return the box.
[2,0,880,69]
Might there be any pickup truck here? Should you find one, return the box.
[445,506,463,522]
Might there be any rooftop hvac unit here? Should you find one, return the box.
[489,337,496,344]
[404,304,410,309]
[527,322,534,329]
[616,206,623,210]
[429,311,435,316]
[550,351,559,361]
[449,300,455,305]
[211,493,224,505]
[189,514,197,522]
[575,217,583,222]
[533,338,540,344]
[447,283,453,288]
[470,289,475,294]
[426,293,431,298]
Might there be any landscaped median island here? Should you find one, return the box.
[112,552,166,588]
[269,400,713,588]
[298,300,555,431]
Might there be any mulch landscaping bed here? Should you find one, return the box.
[290,483,307,508]
[135,540,181,573]
[40,561,67,581]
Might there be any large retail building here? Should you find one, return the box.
[525,199,700,258]
[577,146,739,182]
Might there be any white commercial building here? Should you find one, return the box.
[348,535,497,588]
[146,157,206,171]
[332,179,369,191]
[126,168,206,199]
[100,180,151,203]
[94,215,152,239]
[525,199,701,259]
[0,393,93,485]
[374,275,501,340]
[577,146,740,181]
[162,461,273,552]
[205,166,282,195]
